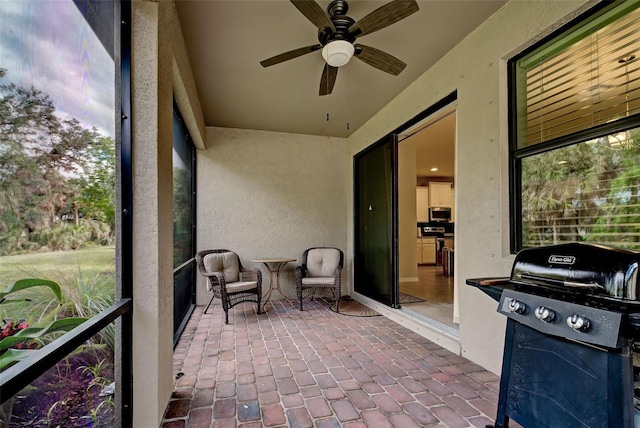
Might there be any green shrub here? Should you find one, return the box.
[0,279,88,371]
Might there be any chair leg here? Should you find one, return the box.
[299,288,304,311]
[222,293,230,324]
[204,294,215,314]
[257,292,262,315]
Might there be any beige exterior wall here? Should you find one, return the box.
[130,0,204,424]
[196,127,350,304]
[128,0,602,420]
[346,0,592,373]
[131,0,174,425]
[169,1,205,149]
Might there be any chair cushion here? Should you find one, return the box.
[202,252,239,283]
[302,277,336,285]
[306,248,340,277]
[226,281,258,293]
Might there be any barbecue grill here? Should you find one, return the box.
[467,242,640,428]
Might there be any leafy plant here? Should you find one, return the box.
[78,358,115,427]
[0,278,61,304]
[32,268,115,349]
[0,279,87,371]
[80,397,113,428]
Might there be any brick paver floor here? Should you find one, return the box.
[162,298,512,427]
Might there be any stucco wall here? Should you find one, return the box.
[346,0,592,373]
[196,127,350,304]
[131,1,175,425]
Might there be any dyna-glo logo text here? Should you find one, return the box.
[548,255,576,265]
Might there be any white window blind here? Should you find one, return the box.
[516,2,640,148]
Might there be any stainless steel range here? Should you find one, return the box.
[467,242,640,428]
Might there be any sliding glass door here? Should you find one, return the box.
[172,105,196,344]
[354,137,398,307]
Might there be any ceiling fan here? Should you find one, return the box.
[260,0,419,96]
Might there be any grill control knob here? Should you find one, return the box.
[567,314,591,332]
[508,299,527,314]
[534,306,555,323]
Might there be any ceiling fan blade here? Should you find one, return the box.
[260,44,322,67]
[291,0,335,32]
[319,64,338,96]
[354,44,406,75]
[349,0,419,38]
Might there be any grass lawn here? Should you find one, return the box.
[1,246,115,284]
[0,246,116,323]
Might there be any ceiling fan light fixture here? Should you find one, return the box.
[322,40,354,67]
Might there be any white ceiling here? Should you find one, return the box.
[175,1,506,183]
[174,0,506,140]
[401,109,456,178]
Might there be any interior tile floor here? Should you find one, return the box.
[400,266,456,328]
[162,299,521,427]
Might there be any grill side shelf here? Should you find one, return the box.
[465,277,513,302]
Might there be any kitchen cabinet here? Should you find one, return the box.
[429,182,452,208]
[416,187,429,222]
[417,237,436,264]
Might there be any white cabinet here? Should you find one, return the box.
[429,182,452,208]
[416,187,429,222]
[417,237,436,264]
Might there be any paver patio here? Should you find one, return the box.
[162,298,514,427]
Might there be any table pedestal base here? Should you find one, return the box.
[252,258,296,310]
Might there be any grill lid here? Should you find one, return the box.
[511,243,640,300]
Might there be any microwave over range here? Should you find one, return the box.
[429,206,451,223]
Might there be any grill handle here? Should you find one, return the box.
[520,273,605,292]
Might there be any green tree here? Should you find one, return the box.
[521,139,616,246]
[521,130,640,250]
[71,136,116,229]
[0,69,115,254]
[173,166,191,267]
[590,130,640,249]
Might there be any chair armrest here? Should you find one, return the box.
[240,267,262,283]
[240,268,262,294]
[295,265,306,284]
[200,271,224,280]
[200,271,225,292]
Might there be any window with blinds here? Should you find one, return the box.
[515,1,640,148]
[511,1,640,251]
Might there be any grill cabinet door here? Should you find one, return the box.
[496,320,634,428]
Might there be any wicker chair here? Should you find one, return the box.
[296,247,344,312]
[195,249,262,324]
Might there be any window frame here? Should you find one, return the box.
[509,1,640,252]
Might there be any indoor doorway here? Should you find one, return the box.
[397,104,457,329]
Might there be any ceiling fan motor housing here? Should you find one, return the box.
[318,0,356,45]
